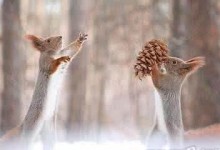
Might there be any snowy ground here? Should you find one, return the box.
[32,141,146,150]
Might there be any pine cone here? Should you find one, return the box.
[134,39,169,80]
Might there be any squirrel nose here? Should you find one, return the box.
[58,36,62,39]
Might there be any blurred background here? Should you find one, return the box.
[0,0,220,144]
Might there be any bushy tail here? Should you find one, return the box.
[185,124,220,140]
[0,126,21,142]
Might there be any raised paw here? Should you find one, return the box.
[49,56,71,75]
[78,33,88,43]
[59,56,71,63]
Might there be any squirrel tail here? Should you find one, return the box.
[0,126,21,143]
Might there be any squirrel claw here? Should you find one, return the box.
[78,33,88,42]
[63,56,71,62]
[60,56,71,63]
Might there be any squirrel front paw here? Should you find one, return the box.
[49,56,71,75]
[58,56,71,63]
[78,33,88,43]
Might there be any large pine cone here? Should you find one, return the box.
[134,39,169,80]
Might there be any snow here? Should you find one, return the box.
[32,141,146,150]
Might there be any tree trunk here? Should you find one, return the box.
[1,0,25,135]
[184,0,220,129]
[170,0,187,57]
[151,0,170,39]
[84,0,109,141]
[65,0,89,141]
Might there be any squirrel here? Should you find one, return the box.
[148,56,205,149]
[0,33,88,149]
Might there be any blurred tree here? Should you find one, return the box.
[1,0,25,134]
[183,0,220,129]
[151,0,170,39]
[170,0,186,57]
[85,0,108,140]
[65,0,89,141]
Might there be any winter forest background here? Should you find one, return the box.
[0,0,220,143]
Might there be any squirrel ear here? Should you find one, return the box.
[179,57,205,75]
[25,35,43,42]
[25,35,44,52]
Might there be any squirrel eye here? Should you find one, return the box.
[47,39,51,43]
[172,60,177,65]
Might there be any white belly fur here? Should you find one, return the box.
[21,63,68,139]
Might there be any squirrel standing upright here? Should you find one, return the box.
[0,33,88,150]
[148,56,205,149]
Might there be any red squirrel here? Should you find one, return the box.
[0,33,88,150]
[148,56,205,149]
[150,56,220,147]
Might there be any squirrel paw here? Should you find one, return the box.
[59,56,71,63]
[78,33,88,43]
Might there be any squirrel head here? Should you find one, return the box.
[25,35,62,52]
[151,56,205,91]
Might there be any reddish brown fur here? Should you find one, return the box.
[151,56,205,90]
[25,34,70,75]
[180,57,205,76]
[0,127,20,143]
[151,63,162,86]
[150,56,217,146]
[185,124,220,140]
[0,33,87,146]
[25,35,40,41]
[25,35,43,51]
[49,56,70,75]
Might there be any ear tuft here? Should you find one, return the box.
[180,56,205,75]
[25,34,44,52]
[25,35,39,41]
[187,57,205,70]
